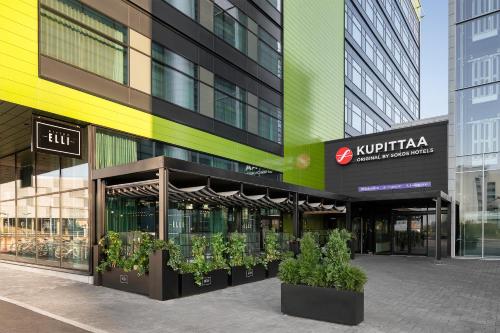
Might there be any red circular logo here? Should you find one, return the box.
[336,147,353,165]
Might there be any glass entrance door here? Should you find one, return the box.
[392,214,428,255]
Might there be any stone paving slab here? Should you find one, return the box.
[0,256,498,332]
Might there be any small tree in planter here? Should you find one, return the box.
[279,230,367,325]
[228,232,266,286]
[179,234,228,297]
[262,230,286,277]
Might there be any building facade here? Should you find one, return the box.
[451,0,500,258]
[0,0,346,274]
[344,0,421,137]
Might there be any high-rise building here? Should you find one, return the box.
[451,0,500,258]
[344,0,421,137]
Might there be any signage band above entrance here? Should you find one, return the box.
[358,181,432,192]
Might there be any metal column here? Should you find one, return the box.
[436,197,442,261]
[158,168,169,241]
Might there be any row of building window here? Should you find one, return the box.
[346,4,419,100]
[457,0,500,22]
[379,0,419,46]
[396,0,420,41]
[345,98,385,135]
[353,0,419,74]
[39,0,282,144]
[346,51,412,125]
[213,1,282,77]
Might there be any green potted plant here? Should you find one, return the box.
[228,232,266,286]
[262,230,282,277]
[179,234,228,297]
[279,230,367,325]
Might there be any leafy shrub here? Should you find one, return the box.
[228,232,258,269]
[97,231,124,272]
[336,265,367,293]
[180,235,212,286]
[262,230,280,267]
[277,229,367,293]
[278,258,300,285]
[210,233,228,271]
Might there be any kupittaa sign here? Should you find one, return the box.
[33,117,82,158]
[335,136,434,165]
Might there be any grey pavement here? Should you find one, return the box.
[0,300,89,333]
[0,256,499,333]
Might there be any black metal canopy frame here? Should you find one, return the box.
[105,179,347,213]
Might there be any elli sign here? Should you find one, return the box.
[33,118,82,158]
[335,136,434,165]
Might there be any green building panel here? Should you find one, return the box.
[282,0,345,190]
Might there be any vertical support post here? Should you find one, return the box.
[158,168,169,241]
[93,178,106,285]
[346,201,355,259]
[436,197,442,261]
[447,201,452,257]
[292,192,299,238]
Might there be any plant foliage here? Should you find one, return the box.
[278,229,367,292]
[228,232,258,269]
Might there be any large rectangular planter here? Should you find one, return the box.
[180,269,228,297]
[281,283,364,325]
[101,268,149,296]
[266,260,280,278]
[229,264,266,286]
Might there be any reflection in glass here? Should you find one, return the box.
[0,155,16,201]
[37,194,60,264]
[17,198,36,260]
[36,153,60,195]
[0,200,16,257]
[61,190,89,270]
[16,150,35,198]
[61,157,88,191]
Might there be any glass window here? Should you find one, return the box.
[352,104,362,132]
[214,5,247,53]
[61,190,89,270]
[36,194,60,265]
[258,99,282,143]
[163,0,197,19]
[0,155,15,201]
[258,29,282,77]
[214,77,247,129]
[352,60,362,89]
[365,74,374,101]
[152,43,198,112]
[16,198,36,261]
[0,200,16,258]
[36,153,60,195]
[40,0,128,84]
[16,150,35,199]
[457,0,500,21]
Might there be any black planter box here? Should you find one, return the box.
[101,268,149,296]
[180,269,228,297]
[229,264,266,286]
[281,283,364,325]
[266,260,280,278]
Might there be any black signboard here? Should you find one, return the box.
[33,118,82,158]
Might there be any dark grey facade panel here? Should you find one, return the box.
[40,56,283,156]
[229,0,282,36]
[247,0,281,27]
[326,121,448,199]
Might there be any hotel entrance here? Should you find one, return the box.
[352,197,451,258]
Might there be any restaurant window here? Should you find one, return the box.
[39,0,128,84]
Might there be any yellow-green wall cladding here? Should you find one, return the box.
[282,0,345,190]
[0,0,345,190]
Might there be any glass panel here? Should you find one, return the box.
[393,216,408,254]
[152,63,198,112]
[0,200,16,258]
[36,153,60,195]
[16,150,35,198]
[17,198,36,260]
[36,194,60,265]
[484,161,500,256]
[0,155,15,201]
[214,77,246,129]
[457,0,500,21]
[374,217,390,253]
[409,215,427,255]
[163,0,197,19]
[214,5,247,53]
[456,166,483,256]
[61,190,89,270]
[40,0,128,84]
[61,157,88,191]
[95,130,138,169]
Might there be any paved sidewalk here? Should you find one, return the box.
[0,256,499,333]
[0,300,89,333]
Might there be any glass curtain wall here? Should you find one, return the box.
[455,1,500,257]
[39,0,128,84]
[0,143,89,270]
